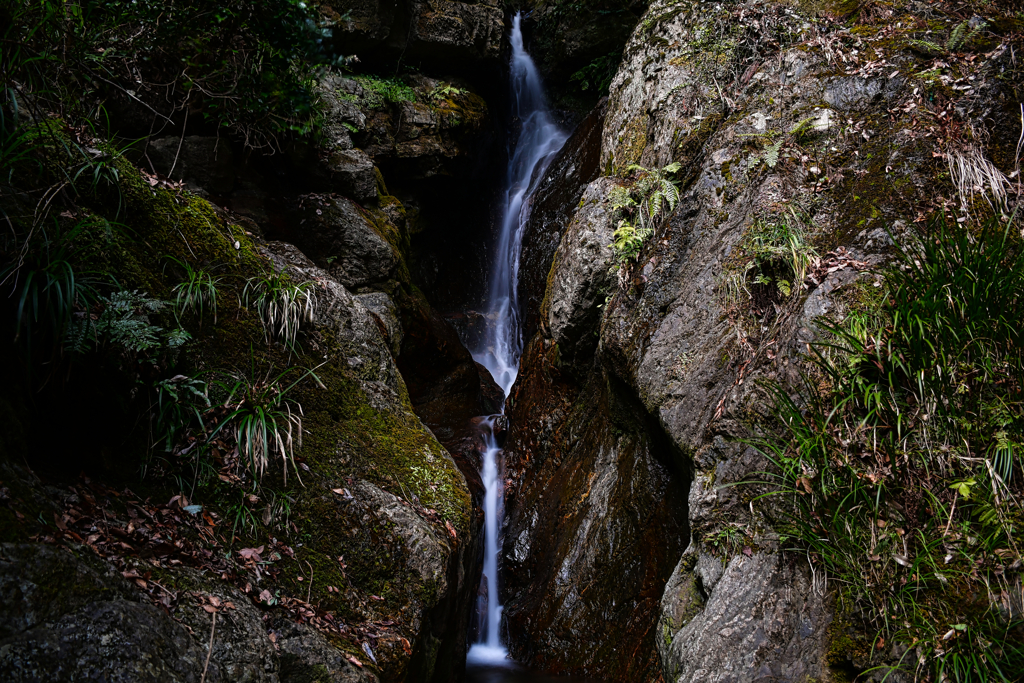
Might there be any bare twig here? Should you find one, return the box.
[168,108,188,179]
[199,611,216,683]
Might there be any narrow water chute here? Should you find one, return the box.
[467,11,566,665]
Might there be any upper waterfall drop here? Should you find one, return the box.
[471,11,567,397]
[467,11,566,666]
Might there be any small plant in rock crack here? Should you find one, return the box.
[608,162,681,288]
[725,211,817,311]
[428,82,466,102]
[167,257,222,326]
[209,363,324,485]
[241,272,315,349]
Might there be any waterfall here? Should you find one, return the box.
[467,12,566,665]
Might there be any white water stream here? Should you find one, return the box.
[467,12,566,666]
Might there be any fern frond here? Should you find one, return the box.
[907,39,945,56]
[946,21,969,51]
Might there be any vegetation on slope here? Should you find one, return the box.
[751,216,1024,681]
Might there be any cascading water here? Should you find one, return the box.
[467,12,566,666]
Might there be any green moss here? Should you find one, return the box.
[615,114,649,172]
[540,247,563,325]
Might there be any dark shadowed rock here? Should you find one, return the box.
[283,196,401,291]
[501,338,689,681]
[326,148,379,203]
[147,136,236,195]
[324,0,503,72]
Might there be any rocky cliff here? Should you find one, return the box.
[505,0,1022,680]
[0,7,502,679]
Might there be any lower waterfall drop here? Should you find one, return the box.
[467,11,566,667]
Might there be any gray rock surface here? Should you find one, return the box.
[658,547,831,683]
[544,177,619,371]
[356,291,404,357]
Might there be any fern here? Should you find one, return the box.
[907,38,946,56]
[69,290,191,354]
[763,140,782,168]
[907,20,986,56]
[607,163,682,287]
[945,20,985,52]
[789,116,817,139]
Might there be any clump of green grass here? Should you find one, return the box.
[750,216,1024,681]
[168,257,221,326]
[724,211,818,308]
[241,272,315,349]
[211,365,322,485]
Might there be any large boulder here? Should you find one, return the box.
[518,98,607,343]
[0,543,376,683]
[542,177,619,372]
[281,196,403,292]
[657,547,830,683]
[503,0,1018,681]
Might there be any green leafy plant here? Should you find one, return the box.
[748,216,1024,681]
[153,373,210,455]
[353,75,416,110]
[608,163,681,287]
[428,82,466,102]
[1,220,102,352]
[167,257,221,326]
[241,272,315,348]
[569,52,620,95]
[2,0,337,149]
[227,488,262,541]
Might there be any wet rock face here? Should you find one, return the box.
[501,338,689,681]
[519,99,607,343]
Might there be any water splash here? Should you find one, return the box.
[468,12,566,664]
